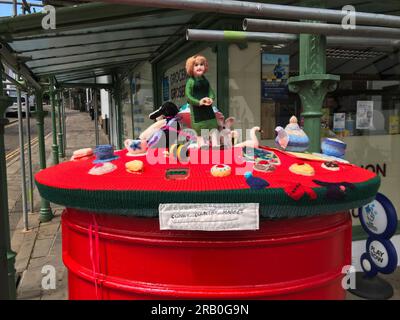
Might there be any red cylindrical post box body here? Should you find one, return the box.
[62,208,352,300]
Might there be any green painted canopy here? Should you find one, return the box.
[0,0,400,88]
[0,3,199,84]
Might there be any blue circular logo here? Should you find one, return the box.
[366,238,398,274]
[359,193,398,239]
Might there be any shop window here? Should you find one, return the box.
[323,81,400,138]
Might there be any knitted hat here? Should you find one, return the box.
[93,144,119,164]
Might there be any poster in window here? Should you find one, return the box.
[261,53,289,101]
[333,113,346,130]
[356,101,374,130]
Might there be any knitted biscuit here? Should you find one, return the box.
[289,163,315,176]
[88,162,117,175]
[125,160,144,174]
[70,148,94,161]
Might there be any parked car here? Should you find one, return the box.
[4,102,34,118]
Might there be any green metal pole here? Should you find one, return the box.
[62,92,67,154]
[151,62,161,113]
[288,1,339,153]
[49,77,59,165]
[129,75,135,138]
[0,64,17,300]
[16,87,29,231]
[216,42,230,117]
[108,89,114,144]
[56,91,65,158]
[25,93,34,214]
[114,74,124,149]
[93,88,100,146]
[35,90,54,223]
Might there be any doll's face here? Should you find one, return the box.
[193,60,205,77]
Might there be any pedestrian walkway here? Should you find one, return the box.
[9,108,108,300]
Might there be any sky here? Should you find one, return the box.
[0,2,44,17]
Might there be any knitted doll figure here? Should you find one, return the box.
[185,55,219,147]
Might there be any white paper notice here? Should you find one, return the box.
[356,101,374,130]
[159,203,259,231]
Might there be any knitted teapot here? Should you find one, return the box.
[275,116,309,152]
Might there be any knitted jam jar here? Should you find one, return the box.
[321,138,347,159]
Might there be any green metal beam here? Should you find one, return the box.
[55,69,113,79]
[37,57,148,76]
[28,44,160,63]
[15,35,176,54]
[12,22,186,41]
[57,72,112,83]
[13,26,182,53]
[60,83,113,89]
[0,3,178,37]
[29,52,155,70]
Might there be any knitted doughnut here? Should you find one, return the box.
[321,161,340,171]
[211,164,232,177]
[177,143,190,163]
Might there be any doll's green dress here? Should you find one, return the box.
[185,76,218,135]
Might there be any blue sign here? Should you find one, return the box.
[262,53,290,101]
[358,193,398,277]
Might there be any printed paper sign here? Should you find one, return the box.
[159,203,259,231]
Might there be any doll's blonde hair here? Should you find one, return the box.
[185,55,208,76]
